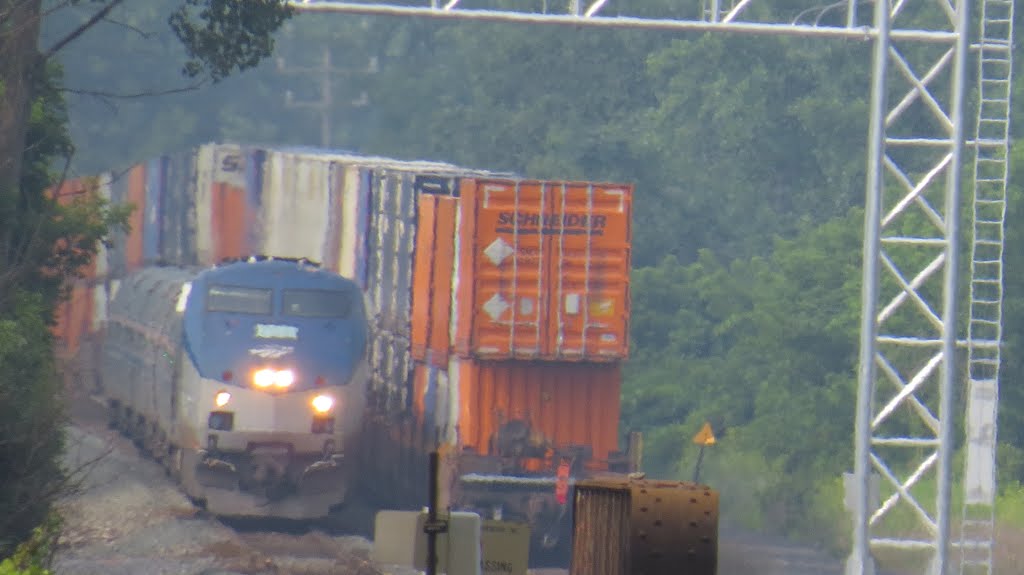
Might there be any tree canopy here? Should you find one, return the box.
[0,0,292,560]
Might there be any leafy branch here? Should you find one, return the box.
[42,0,126,60]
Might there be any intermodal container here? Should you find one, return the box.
[49,145,631,390]
[409,179,633,364]
[410,193,458,367]
[125,164,147,272]
[195,144,250,264]
[410,358,622,465]
[143,156,163,263]
[55,283,95,360]
[241,149,496,409]
[107,169,128,278]
[48,143,502,362]
[105,163,147,276]
[54,162,155,357]
[89,175,112,341]
[258,149,337,267]
[50,175,102,358]
[162,149,197,265]
[461,178,632,361]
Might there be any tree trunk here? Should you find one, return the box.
[0,0,42,198]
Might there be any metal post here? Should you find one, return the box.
[935,0,970,571]
[628,430,644,473]
[693,445,707,483]
[424,451,448,575]
[320,45,332,148]
[427,451,439,575]
[848,0,890,572]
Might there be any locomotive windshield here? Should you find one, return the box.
[207,285,273,315]
[282,289,351,319]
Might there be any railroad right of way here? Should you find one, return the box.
[55,378,857,575]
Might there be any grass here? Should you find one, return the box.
[800,476,1024,574]
[683,442,1024,573]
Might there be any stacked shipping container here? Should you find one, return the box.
[51,143,634,553]
[406,179,631,459]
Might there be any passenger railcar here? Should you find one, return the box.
[99,256,369,519]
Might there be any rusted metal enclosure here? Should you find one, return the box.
[570,477,719,575]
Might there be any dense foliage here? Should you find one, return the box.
[5,0,1022,558]
[0,57,111,558]
[0,0,291,561]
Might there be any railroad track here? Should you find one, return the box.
[719,537,844,575]
[63,378,862,575]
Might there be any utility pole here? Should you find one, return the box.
[275,28,378,148]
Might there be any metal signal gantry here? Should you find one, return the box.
[286,1,1015,574]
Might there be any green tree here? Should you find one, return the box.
[0,0,293,559]
[0,61,124,556]
[993,144,1024,448]
[1,0,293,191]
[623,208,866,533]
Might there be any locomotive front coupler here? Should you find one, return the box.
[301,440,345,477]
[195,449,238,474]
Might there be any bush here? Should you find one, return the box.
[0,293,68,559]
[0,513,61,575]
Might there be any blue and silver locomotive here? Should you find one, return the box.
[100,256,369,519]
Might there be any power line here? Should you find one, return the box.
[275,29,378,148]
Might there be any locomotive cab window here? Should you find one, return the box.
[206,285,273,315]
[282,289,350,318]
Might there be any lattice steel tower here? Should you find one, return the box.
[289,1,1015,573]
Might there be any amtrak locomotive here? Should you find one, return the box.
[99,256,369,519]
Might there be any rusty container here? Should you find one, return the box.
[409,358,623,466]
[570,477,719,575]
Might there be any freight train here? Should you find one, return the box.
[52,143,651,564]
[98,255,369,519]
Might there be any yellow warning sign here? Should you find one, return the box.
[692,422,716,446]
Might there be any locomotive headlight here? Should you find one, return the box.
[253,368,276,388]
[253,368,295,389]
[215,391,231,407]
[274,369,295,388]
[311,395,334,414]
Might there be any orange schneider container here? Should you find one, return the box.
[411,358,622,465]
[411,178,633,363]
